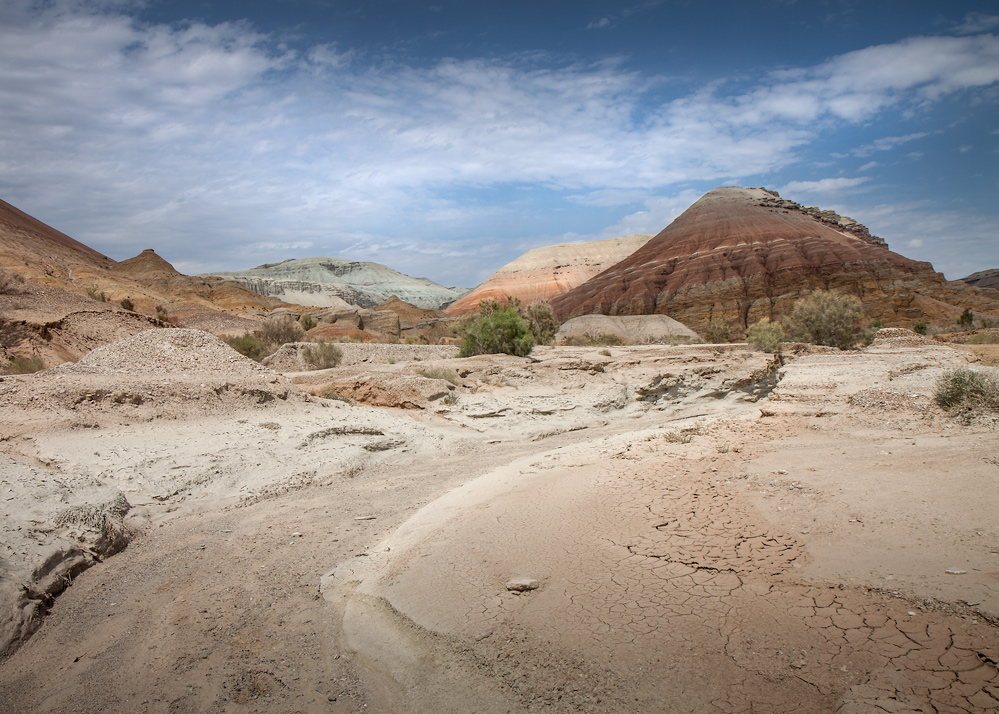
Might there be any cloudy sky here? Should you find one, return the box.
[1,0,997,286]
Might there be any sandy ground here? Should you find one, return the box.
[1,330,998,713]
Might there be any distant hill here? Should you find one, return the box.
[445,234,652,316]
[208,257,467,310]
[551,187,999,332]
[960,269,999,292]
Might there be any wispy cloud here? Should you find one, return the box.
[848,133,930,158]
[954,13,999,35]
[779,177,871,195]
[0,2,997,285]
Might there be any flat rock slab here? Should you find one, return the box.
[505,577,540,592]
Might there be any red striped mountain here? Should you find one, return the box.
[551,187,999,333]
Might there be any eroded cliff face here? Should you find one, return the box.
[551,187,999,333]
[445,234,652,316]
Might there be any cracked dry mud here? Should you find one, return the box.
[1,337,998,713]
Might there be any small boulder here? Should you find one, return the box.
[505,577,540,592]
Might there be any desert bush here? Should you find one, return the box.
[86,284,108,302]
[7,356,44,374]
[523,301,559,345]
[302,341,343,370]
[119,297,135,311]
[0,268,25,294]
[458,300,535,357]
[704,319,731,344]
[258,316,304,346]
[154,305,169,322]
[935,367,999,420]
[416,366,460,385]
[562,332,625,347]
[300,314,316,331]
[599,348,612,357]
[783,290,865,349]
[226,334,270,362]
[913,321,927,335]
[958,308,974,330]
[441,391,459,406]
[745,318,784,353]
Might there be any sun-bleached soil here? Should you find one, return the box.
[1,328,997,713]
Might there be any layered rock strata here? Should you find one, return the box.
[552,187,999,333]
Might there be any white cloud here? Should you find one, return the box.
[954,13,999,35]
[850,133,930,157]
[586,17,612,30]
[779,177,871,195]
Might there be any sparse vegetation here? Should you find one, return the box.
[783,290,866,349]
[561,332,625,347]
[745,318,784,353]
[302,341,343,370]
[599,348,612,357]
[416,366,460,385]
[442,391,459,406]
[300,314,316,332]
[705,319,731,344]
[913,321,927,335]
[154,305,169,322]
[661,425,702,444]
[120,297,135,311]
[86,284,108,302]
[319,385,352,403]
[968,332,998,345]
[458,299,535,358]
[7,356,45,374]
[958,308,974,331]
[523,301,559,346]
[935,367,999,421]
[0,268,25,294]
[226,334,270,362]
[259,316,304,346]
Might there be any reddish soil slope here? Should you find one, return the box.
[552,187,999,332]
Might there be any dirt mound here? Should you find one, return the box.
[556,314,701,344]
[551,187,999,335]
[110,248,182,281]
[867,327,932,349]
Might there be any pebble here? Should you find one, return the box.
[505,577,540,592]
[944,567,967,575]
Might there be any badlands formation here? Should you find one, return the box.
[1,326,998,713]
[551,187,999,334]
[445,234,652,316]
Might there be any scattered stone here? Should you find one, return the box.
[505,577,540,592]
[944,567,967,575]
[353,516,376,521]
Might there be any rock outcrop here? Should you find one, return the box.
[445,234,652,316]
[208,257,467,310]
[551,187,999,333]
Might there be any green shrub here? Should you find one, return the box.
[913,321,927,335]
[0,268,25,294]
[935,367,999,419]
[300,314,316,331]
[416,366,460,385]
[523,301,559,345]
[302,341,343,370]
[562,332,625,347]
[783,290,865,349]
[458,300,535,357]
[226,334,270,362]
[704,319,731,344]
[119,297,135,311]
[958,308,974,330]
[86,285,108,302]
[745,318,784,353]
[258,316,304,346]
[441,391,459,406]
[7,356,44,374]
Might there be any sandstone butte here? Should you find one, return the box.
[551,186,999,333]
[444,234,653,316]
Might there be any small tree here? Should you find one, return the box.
[958,308,974,331]
[783,290,865,349]
[523,301,559,345]
[745,318,784,353]
[705,319,731,344]
[458,299,535,357]
[120,297,135,311]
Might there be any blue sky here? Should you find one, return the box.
[0,1,997,287]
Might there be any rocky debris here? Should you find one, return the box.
[551,187,999,335]
[445,234,652,316]
[269,342,459,372]
[756,188,887,248]
[867,327,932,350]
[207,257,466,310]
[555,314,701,345]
